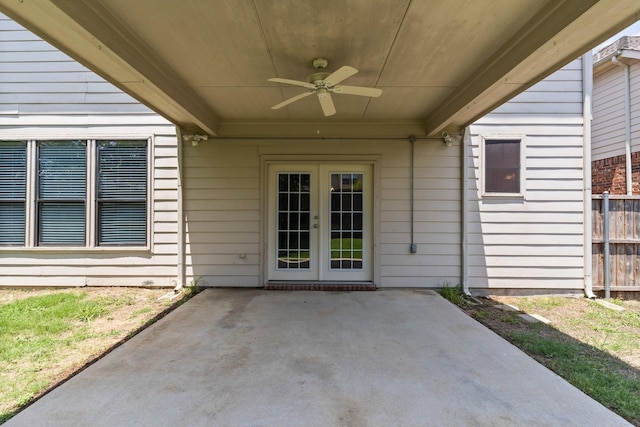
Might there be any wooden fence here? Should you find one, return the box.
[592,193,640,294]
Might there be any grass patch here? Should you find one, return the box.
[0,293,110,362]
[129,307,154,319]
[0,287,189,422]
[461,296,640,425]
[510,331,640,421]
[438,283,470,306]
[0,292,115,420]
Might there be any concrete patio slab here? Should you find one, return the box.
[6,289,631,426]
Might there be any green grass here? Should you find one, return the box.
[509,330,640,422]
[0,288,192,423]
[462,296,640,425]
[438,283,470,307]
[511,296,572,312]
[0,293,109,362]
[0,292,116,421]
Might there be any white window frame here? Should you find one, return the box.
[480,135,526,199]
[0,137,152,251]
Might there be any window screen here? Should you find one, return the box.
[97,140,147,245]
[0,141,27,245]
[37,141,87,245]
[485,139,521,194]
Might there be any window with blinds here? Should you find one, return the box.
[0,139,149,248]
[97,140,147,245]
[0,141,27,245]
[37,141,87,245]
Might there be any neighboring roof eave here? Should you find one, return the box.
[593,36,640,69]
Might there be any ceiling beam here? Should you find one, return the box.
[1,0,219,136]
[424,0,640,136]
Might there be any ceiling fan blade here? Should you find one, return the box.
[331,85,383,97]
[324,66,358,87]
[271,91,314,110]
[317,90,336,116]
[268,77,316,89]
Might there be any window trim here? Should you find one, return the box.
[0,137,152,251]
[480,135,526,199]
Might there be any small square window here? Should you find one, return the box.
[483,139,523,196]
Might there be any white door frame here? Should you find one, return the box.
[265,162,373,282]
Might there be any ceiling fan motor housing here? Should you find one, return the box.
[309,72,330,84]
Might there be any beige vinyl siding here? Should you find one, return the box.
[0,14,152,119]
[379,140,461,286]
[467,58,585,293]
[183,141,261,287]
[633,66,640,154]
[182,139,461,287]
[0,15,179,287]
[592,58,640,161]
[592,64,627,160]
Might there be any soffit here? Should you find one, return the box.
[1,0,639,138]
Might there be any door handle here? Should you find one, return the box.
[313,224,319,228]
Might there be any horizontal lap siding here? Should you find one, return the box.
[183,141,261,287]
[592,66,626,160]
[468,58,585,292]
[379,139,461,286]
[0,15,178,287]
[182,139,462,287]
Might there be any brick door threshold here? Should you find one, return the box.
[264,282,376,291]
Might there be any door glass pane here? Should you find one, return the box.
[329,173,363,270]
[277,173,311,270]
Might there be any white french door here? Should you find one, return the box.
[267,164,372,282]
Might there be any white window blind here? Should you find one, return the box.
[97,140,147,245]
[0,141,27,245]
[37,141,87,245]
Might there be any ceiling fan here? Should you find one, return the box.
[268,58,382,116]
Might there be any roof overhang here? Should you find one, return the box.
[2,0,639,138]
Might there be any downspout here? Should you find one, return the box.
[611,55,632,195]
[461,127,470,295]
[583,53,595,299]
[175,126,185,291]
[409,135,417,254]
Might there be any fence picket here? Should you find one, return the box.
[592,194,640,292]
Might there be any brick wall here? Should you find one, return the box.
[592,152,640,194]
